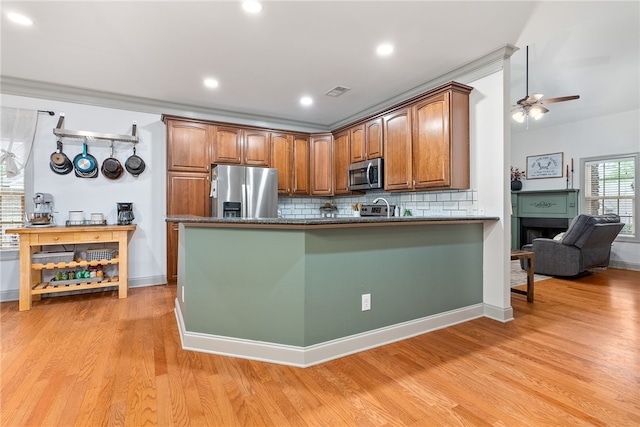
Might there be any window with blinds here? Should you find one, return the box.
[583,154,636,238]
[0,162,25,249]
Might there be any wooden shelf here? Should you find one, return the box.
[32,277,120,295]
[32,257,120,270]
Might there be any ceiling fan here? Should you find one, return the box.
[512,46,580,125]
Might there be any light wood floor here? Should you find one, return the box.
[2,268,639,426]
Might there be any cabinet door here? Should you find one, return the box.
[365,118,383,159]
[383,108,413,191]
[349,124,365,163]
[244,129,270,166]
[212,126,242,164]
[271,133,293,195]
[333,131,351,195]
[167,120,211,172]
[310,134,333,196]
[167,172,210,216]
[412,92,451,189]
[292,135,310,195]
[167,223,179,282]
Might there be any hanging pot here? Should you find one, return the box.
[49,140,73,175]
[74,142,98,178]
[101,142,124,180]
[125,145,146,177]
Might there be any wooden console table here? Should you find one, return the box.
[6,225,136,311]
[510,249,534,302]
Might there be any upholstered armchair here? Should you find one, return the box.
[522,214,624,276]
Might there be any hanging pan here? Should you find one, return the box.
[49,140,73,175]
[74,142,98,178]
[101,142,124,180]
[125,145,146,177]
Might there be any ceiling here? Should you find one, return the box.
[1,1,638,132]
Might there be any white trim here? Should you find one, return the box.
[609,261,640,271]
[175,301,488,367]
[483,303,514,323]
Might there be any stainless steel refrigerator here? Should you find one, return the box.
[210,165,278,218]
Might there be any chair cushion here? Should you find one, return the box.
[561,214,621,246]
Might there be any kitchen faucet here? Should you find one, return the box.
[372,197,391,217]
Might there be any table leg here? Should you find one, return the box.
[117,230,128,299]
[18,238,32,311]
[525,256,534,302]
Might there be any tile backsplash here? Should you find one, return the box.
[278,189,478,218]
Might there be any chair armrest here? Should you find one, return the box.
[531,239,583,276]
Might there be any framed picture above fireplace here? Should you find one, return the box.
[526,152,564,179]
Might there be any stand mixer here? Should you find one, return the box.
[25,193,55,227]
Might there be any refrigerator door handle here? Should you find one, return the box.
[241,184,247,218]
[246,184,252,217]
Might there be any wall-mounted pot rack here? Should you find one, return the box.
[53,113,139,144]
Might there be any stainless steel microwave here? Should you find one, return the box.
[348,158,383,191]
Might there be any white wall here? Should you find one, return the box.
[511,109,640,269]
[1,94,167,300]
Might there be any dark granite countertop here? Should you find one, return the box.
[166,215,499,229]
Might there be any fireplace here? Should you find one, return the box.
[520,217,570,246]
[511,189,579,249]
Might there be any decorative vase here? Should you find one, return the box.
[511,180,523,191]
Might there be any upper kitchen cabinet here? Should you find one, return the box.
[310,133,333,196]
[412,86,470,190]
[212,126,270,166]
[383,82,471,192]
[271,133,309,196]
[333,130,351,195]
[349,118,383,163]
[166,119,212,173]
[383,108,413,191]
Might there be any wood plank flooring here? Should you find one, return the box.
[1,268,639,426]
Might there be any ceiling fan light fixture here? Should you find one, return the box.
[529,106,546,120]
[512,111,525,123]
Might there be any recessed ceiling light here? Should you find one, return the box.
[300,97,313,106]
[376,43,394,56]
[204,78,219,89]
[242,1,262,14]
[7,12,33,26]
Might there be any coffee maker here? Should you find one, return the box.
[117,202,134,225]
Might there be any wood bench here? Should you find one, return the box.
[510,250,534,302]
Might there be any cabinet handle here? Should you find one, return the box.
[406,181,409,186]
[413,180,416,186]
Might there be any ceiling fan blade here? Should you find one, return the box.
[540,95,580,104]
[526,93,544,103]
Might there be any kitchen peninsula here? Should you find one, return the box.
[168,216,498,367]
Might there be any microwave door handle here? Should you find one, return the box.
[366,163,373,188]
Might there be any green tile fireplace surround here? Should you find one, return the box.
[174,219,486,367]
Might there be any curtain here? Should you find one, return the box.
[0,107,38,177]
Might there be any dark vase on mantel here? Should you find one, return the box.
[511,180,523,191]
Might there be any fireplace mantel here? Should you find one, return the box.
[511,189,580,249]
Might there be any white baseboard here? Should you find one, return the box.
[483,304,514,322]
[174,301,488,367]
[609,260,640,271]
[0,275,167,303]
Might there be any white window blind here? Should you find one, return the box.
[584,155,636,237]
[0,162,25,249]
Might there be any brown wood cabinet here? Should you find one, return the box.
[271,133,309,196]
[310,133,333,196]
[384,83,471,192]
[212,126,270,166]
[333,130,351,195]
[412,89,469,190]
[166,171,210,281]
[349,118,382,163]
[383,108,413,191]
[167,120,212,173]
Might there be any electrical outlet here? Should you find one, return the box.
[181,286,185,303]
[362,293,371,311]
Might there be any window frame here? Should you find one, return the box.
[0,145,33,258]
[580,152,639,243]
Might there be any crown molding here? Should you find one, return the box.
[1,44,517,134]
[329,44,519,129]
